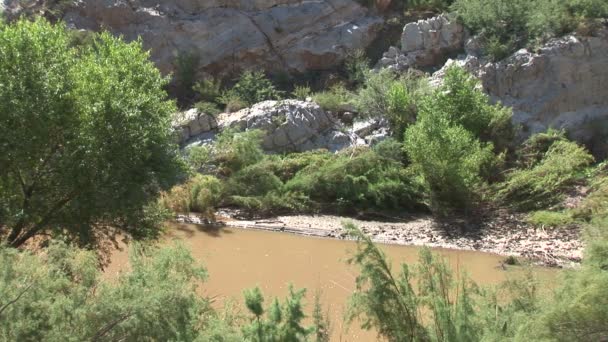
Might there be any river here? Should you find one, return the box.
[105,222,558,341]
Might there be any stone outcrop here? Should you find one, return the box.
[433,28,608,155]
[24,0,383,76]
[217,100,360,152]
[377,15,466,71]
[173,108,219,142]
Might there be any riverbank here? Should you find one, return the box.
[176,210,583,268]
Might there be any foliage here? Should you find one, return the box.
[0,19,185,248]
[572,172,608,221]
[213,129,266,174]
[241,285,325,342]
[0,242,210,341]
[312,83,354,113]
[356,69,429,139]
[346,223,481,342]
[497,139,594,211]
[403,67,507,213]
[193,76,223,104]
[452,0,608,61]
[195,101,222,116]
[514,128,568,169]
[285,148,424,212]
[344,49,370,85]
[527,210,574,228]
[426,66,513,149]
[175,50,200,99]
[405,118,495,213]
[160,174,223,217]
[221,71,284,107]
[403,0,455,12]
[292,85,312,101]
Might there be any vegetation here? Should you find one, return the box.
[312,84,354,113]
[356,69,429,139]
[220,70,284,108]
[404,66,511,213]
[452,0,608,60]
[0,19,185,248]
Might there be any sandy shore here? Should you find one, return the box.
[176,211,583,268]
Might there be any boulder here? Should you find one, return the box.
[218,100,360,153]
[377,15,466,71]
[23,0,384,76]
[433,29,608,156]
[173,108,218,143]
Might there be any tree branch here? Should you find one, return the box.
[91,312,132,342]
[0,283,34,318]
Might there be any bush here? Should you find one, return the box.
[292,85,312,100]
[0,242,210,341]
[527,210,574,228]
[160,174,223,217]
[193,76,223,103]
[285,148,424,211]
[312,83,354,113]
[452,0,608,61]
[497,139,594,211]
[221,70,284,107]
[214,129,266,174]
[405,117,496,213]
[427,66,513,149]
[403,66,508,213]
[356,70,428,138]
[344,49,370,85]
[195,100,222,116]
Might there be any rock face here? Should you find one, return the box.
[173,108,219,143]
[37,0,383,76]
[218,100,360,152]
[434,29,608,155]
[377,15,466,71]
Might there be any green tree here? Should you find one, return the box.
[0,19,185,248]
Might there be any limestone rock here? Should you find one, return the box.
[218,100,359,153]
[433,29,608,156]
[31,0,383,76]
[377,15,466,71]
[173,108,218,143]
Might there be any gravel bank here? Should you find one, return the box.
[176,212,583,268]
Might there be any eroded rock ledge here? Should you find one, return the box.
[49,0,383,76]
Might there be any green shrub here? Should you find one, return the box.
[527,210,574,227]
[404,0,455,12]
[285,148,424,211]
[214,129,266,174]
[403,66,508,213]
[405,117,496,213]
[497,139,594,211]
[193,76,223,103]
[221,70,284,107]
[346,223,480,342]
[312,83,354,113]
[195,100,222,116]
[160,174,223,217]
[452,0,608,61]
[427,66,514,149]
[514,128,568,169]
[226,164,283,197]
[344,49,370,85]
[0,242,210,341]
[292,85,312,100]
[572,172,608,221]
[356,69,428,139]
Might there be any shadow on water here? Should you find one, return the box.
[172,222,233,238]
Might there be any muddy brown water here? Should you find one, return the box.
[106,223,558,341]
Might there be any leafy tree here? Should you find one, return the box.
[0,19,185,248]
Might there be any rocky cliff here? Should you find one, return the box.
[434,28,608,156]
[29,0,383,76]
